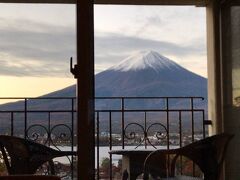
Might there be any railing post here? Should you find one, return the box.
[24,98,27,139]
[166,98,169,150]
[190,97,196,176]
[190,97,194,143]
[96,111,100,180]
[109,111,112,180]
[10,112,14,136]
[144,111,147,149]
[121,97,125,149]
[179,111,183,175]
[203,110,206,139]
[71,98,74,179]
[48,112,51,146]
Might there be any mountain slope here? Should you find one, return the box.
[95,50,207,98]
[0,50,207,109]
[0,50,207,133]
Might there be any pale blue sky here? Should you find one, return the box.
[0,4,206,98]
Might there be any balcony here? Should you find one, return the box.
[0,96,209,179]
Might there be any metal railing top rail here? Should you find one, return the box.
[0,96,205,99]
[95,96,205,99]
[0,97,76,100]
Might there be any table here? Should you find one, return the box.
[109,149,154,180]
[110,148,205,180]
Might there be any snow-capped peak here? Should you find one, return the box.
[109,50,181,72]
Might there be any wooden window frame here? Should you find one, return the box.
[0,0,218,180]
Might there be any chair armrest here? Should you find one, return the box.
[143,134,234,180]
[54,150,77,157]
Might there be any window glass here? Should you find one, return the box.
[231,6,240,106]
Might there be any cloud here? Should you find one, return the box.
[0,17,205,77]
[0,18,76,77]
[134,15,163,36]
[95,32,206,65]
[0,19,76,61]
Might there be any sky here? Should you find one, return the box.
[0,4,206,101]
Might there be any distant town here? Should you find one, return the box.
[7,131,205,148]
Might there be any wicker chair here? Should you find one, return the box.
[143,133,234,180]
[0,135,76,175]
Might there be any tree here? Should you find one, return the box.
[101,157,111,171]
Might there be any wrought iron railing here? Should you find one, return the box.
[0,97,76,179]
[0,97,210,179]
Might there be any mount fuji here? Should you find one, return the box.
[0,50,207,108]
[0,50,207,132]
[95,50,207,98]
[38,50,207,105]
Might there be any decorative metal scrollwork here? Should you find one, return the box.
[124,123,145,140]
[26,123,74,178]
[26,124,49,145]
[146,123,167,140]
[50,124,72,149]
[124,122,168,149]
